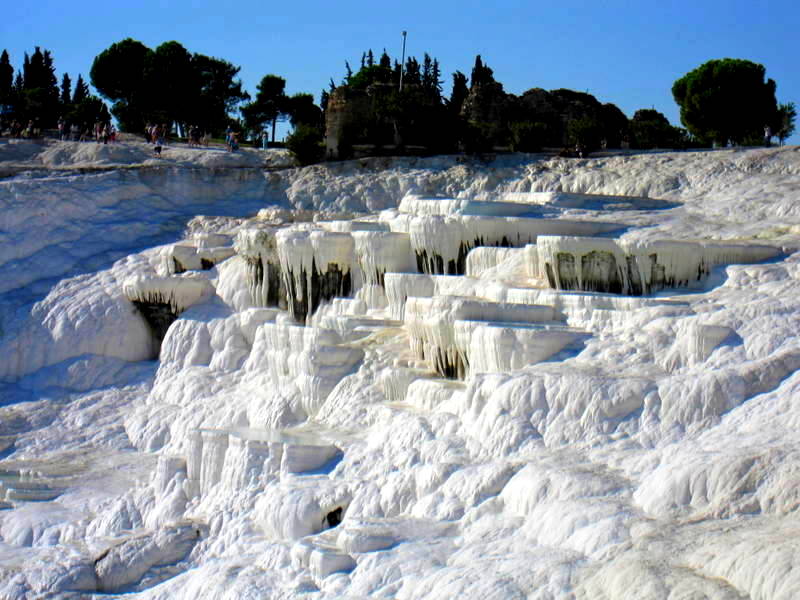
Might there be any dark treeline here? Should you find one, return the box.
[0,47,109,134]
[324,50,697,160]
[2,39,793,162]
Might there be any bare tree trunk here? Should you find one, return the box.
[271,118,276,143]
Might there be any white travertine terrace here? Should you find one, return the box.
[352,231,415,308]
[537,235,782,295]
[405,296,557,378]
[454,320,588,376]
[320,220,389,233]
[243,322,364,418]
[5,145,800,599]
[395,214,623,274]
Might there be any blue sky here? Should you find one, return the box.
[2,0,798,143]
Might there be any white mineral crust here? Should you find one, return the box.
[2,142,800,598]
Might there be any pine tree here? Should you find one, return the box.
[344,61,353,84]
[360,52,366,69]
[60,73,72,108]
[367,49,374,67]
[379,50,391,70]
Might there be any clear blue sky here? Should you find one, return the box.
[2,0,798,143]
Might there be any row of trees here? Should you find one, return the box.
[325,51,690,158]
[0,47,109,130]
[2,41,796,160]
[90,39,250,135]
[323,52,796,161]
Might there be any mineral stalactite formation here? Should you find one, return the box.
[123,274,213,354]
[235,228,287,309]
[538,236,781,295]
[276,230,355,323]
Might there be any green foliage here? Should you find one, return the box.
[672,58,778,146]
[59,73,71,107]
[470,55,493,87]
[629,108,682,149]
[775,102,796,145]
[0,50,13,110]
[68,95,110,129]
[91,38,248,134]
[72,75,89,105]
[241,74,288,141]
[567,117,603,149]
[462,121,496,154]
[448,71,468,115]
[348,64,393,90]
[509,121,547,152]
[599,103,629,148]
[286,93,322,129]
[0,47,65,126]
[286,123,324,165]
[147,41,195,125]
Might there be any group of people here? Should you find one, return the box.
[0,117,116,143]
[144,123,168,147]
[3,119,40,138]
[57,118,116,143]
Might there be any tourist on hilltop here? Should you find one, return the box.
[70,123,79,141]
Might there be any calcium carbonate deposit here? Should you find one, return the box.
[1,138,800,598]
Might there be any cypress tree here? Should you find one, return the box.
[432,59,443,97]
[60,73,72,108]
[367,49,374,67]
[449,71,468,115]
[22,53,30,88]
[404,57,420,86]
[422,53,433,91]
[0,50,13,109]
[73,74,89,105]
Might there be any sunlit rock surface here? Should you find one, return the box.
[2,141,800,598]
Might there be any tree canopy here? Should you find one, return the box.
[90,38,248,134]
[0,46,107,129]
[241,74,288,142]
[672,58,778,146]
